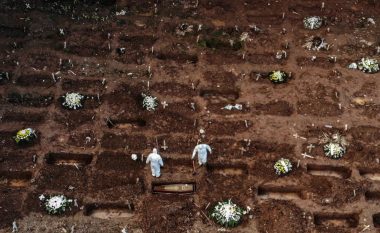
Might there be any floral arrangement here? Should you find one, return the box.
[268,71,288,84]
[210,200,250,227]
[14,128,36,144]
[175,23,193,36]
[348,62,358,69]
[0,71,9,82]
[357,58,379,73]
[39,194,73,215]
[303,36,329,51]
[274,158,293,175]
[320,133,348,159]
[275,50,287,60]
[62,92,84,110]
[142,93,158,111]
[303,16,323,30]
[222,104,243,111]
[239,32,251,42]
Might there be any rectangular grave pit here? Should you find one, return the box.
[257,185,305,200]
[84,203,134,219]
[314,213,359,228]
[306,164,351,179]
[0,171,32,188]
[152,182,196,194]
[358,167,380,181]
[45,153,93,167]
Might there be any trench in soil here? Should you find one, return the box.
[257,185,305,200]
[6,92,54,107]
[246,15,283,26]
[106,118,147,129]
[0,171,32,187]
[61,79,105,92]
[358,168,380,181]
[164,159,193,174]
[364,191,380,201]
[45,153,93,166]
[1,111,46,123]
[373,213,380,228]
[84,203,134,219]
[199,89,240,101]
[314,213,359,228]
[0,25,26,37]
[207,163,248,176]
[247,53,283,65]
[151,182,196,194]
[16,74,56,87]
[155,52,198,64]
[306,164,351,179]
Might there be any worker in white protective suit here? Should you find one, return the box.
[146,148,164,177]
[192,143,212,166]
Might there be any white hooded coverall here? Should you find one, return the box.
[146,148,164,177]
[192,144,212,165]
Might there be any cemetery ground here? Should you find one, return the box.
[1,0,380,232]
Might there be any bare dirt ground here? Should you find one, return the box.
[1,0,380,232]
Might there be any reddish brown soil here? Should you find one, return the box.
[1,0,380,232]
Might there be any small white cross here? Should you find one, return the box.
[244,120,249,128]
[161,101,168,109]
[85,136,91,144]
[161,140,168,150]
[302,152,314,159]
[256,73,261,80]
[360,225,371,232]
[293,133,299,139]
[190,102,196,111]
[307,144,315,153]
[239,147,247,155]
[246,139,251,147]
